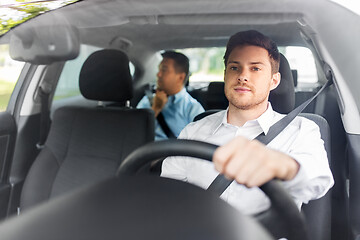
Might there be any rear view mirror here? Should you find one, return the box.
[9,20,79,64]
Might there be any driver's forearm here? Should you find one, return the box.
[269,150,300,181]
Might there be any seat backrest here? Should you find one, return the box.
[20,49,154,211]
[300,113,332,240]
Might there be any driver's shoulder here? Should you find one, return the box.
[180,110,225,140]
[271,110,321,131]
[280,115,322,139]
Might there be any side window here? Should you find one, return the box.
[54,45,135,102]
[181,47,225,89]
[0,44,25,112]
[278,46,318,88]
[54,45,101,102]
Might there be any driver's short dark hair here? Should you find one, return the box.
[223,30,280,74]
[161,51,189,77]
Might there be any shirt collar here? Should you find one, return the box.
[211,102,276,135]
[211,109,228,135]
[171,88,187,103]
[256,102,275,135]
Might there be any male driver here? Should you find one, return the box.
[137,51,204,140]
[161,30,334,215]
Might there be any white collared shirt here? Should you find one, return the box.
[161,103,334,215]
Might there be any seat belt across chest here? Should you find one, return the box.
[207,73,334,196]
[146,89,177,139]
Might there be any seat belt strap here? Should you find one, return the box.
[146,91,177,139]
[157,112,177,139]
[36,83,52,149]
[207,77,333,196]
[256,78,333,144]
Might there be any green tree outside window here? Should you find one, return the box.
[0,0,80,36]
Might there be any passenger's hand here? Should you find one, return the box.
[213,136,300,188]
[152,90,168,117]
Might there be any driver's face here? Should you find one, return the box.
[224,45,280,111]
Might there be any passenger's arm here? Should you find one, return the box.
[187,101,205,123]
[136,95,151,109]
[152,90,168,117]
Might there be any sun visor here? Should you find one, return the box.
[9,21,80,65]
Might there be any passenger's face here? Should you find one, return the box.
[224,45,280,111]
[156,58,182,95]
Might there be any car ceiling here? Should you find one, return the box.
[2,0,360,134]
[56,0,309,51]
[3,0,357,56]
[2,0,346,57]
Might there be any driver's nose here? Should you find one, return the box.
[237,69,248,82]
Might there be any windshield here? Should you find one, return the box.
[0,0,80,36]
[330,0,360,15]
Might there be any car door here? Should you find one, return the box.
[0,44,26,219]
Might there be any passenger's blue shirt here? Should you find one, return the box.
[137,88,204,140]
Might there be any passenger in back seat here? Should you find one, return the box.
[161,30,333,215]
[137,51,204,140]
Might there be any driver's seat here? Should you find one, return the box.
[193,53,332,240]
[20,49,155,211]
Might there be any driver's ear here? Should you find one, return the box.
[270,72,281,91]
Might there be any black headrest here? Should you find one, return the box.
[208,82,225,94]
[291,69,298,87]
[269,53,295,114]
[79,49,133,102]
[207,82,228,109]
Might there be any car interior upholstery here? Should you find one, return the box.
[20,49,155,210]
[0,1,357,239]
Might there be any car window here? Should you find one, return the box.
[0,0,80,36]
[0,44,24,111]
[180,47,225,89]
[53,44,101,102]
[330,0,360,15]
[54,44,135,102]
[278,46,318,88]
[176,46,317,89]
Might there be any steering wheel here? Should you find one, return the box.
[117,139,309,240]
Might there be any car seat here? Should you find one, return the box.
[205,82,228,109]
[20,49,155,211]
[193,53,332,240]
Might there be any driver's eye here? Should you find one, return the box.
[229,66,238,71]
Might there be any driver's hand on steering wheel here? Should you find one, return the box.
[213,136,300,188]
